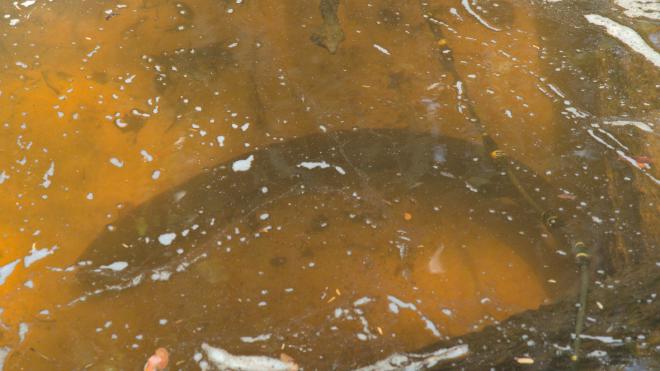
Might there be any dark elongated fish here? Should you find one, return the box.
[77,128,589,289]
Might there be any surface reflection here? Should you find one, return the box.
[0,0,657,369]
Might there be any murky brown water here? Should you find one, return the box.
[0,0,657,370]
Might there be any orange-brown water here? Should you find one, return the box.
[2,0,652,369]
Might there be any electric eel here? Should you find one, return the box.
[76,128,593,291]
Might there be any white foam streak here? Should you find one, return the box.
[603,119,654,133]
[461,0,501,31]
[615,0,660,20]
[355,344,469,371]
[200,343,296,370]
[585,14,660,68]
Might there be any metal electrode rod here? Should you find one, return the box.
[571,242,590,364]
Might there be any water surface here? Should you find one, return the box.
[0,0,657,369]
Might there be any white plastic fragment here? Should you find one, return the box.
[232,155,254,172]
[373,44,391,55]
[0,171,9,184]
[109,157,124,168]
[24,245,57,267]
[297,161,346,175]
[158,233,177,246]
[0,260,20,286]
[353,296,374,306]
[240,333,271,343]
[298,161,330,170]
[586,350,608,358]
[140,149,154,162]
[18,323,29,342]
[41,161,55,188]
[97,261,129,272]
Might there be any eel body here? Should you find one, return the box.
[77,128,589,290]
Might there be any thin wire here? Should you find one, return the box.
[572,243,591,364]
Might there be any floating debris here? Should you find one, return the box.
[373,44,391,55]
[355,344,468,371]
[199,343,298,370]
[515,356,534,365]
[240,334,271,343]
[232,155,254,172]
[24,245,58,268]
